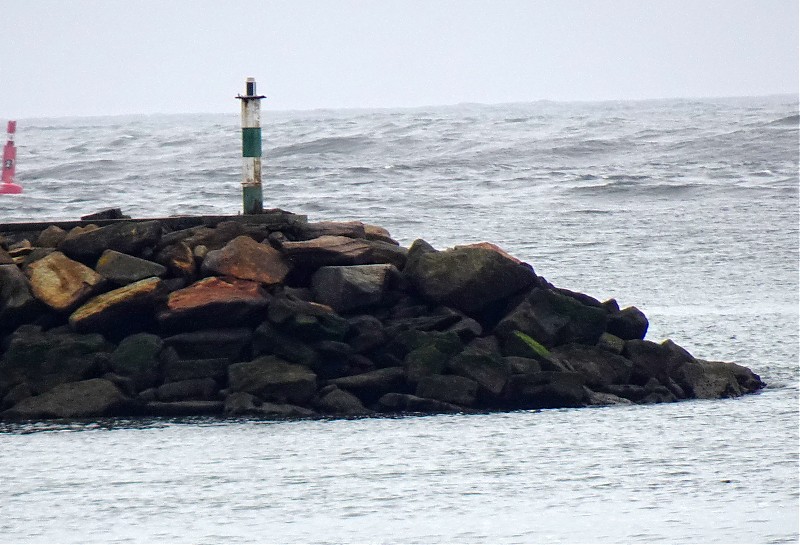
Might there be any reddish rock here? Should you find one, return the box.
[201,235,291,285]
[156,242,196,278]
[26,251,104,312]
[158,276,269,330]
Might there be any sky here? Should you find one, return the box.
[1,0,798,118]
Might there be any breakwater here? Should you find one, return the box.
[0,209,764,421]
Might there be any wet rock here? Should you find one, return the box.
[415,374,478,407]
[2,378,130,419]
[223,391,261,415]
[156,378,218,402]
[163,358,230,382]
[163,328,252,361]
[254,402,316,418]
[607,306,649,340]
[252,321,319,368]
[404,244,536,316]
[376,392,464,414]
[503,356,543,375]
[26,251,104,312]
[58,220,163,261]
[109,333,164,391]
[0,325,112,395]
[201,235,291,285]
[297,221,367,240]
[0,247,13,265]
[447,341,508,397]
[315,386,370,416]
[549,344,633,389]
[597,332,625,354]
[69,277,164,334]
[585,389,634,406]
[80,208,130,221]
[144,400,224,417]
[0,265,40,331]
[404,344,452,383]
[228,355,317,404]
[95,250,167,286]
[2,383,32,410]
[672,359,748,399]
[623,339,694,385]
[158,277,269,331]
[503,371,587,409]
[328,366,408,405]
[345,315,387,353]
[311,264,397,313]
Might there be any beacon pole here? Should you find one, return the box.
[236,78,265,214]
[0,120,22,195]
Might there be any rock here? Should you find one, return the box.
[0,265,40,331]
[201,235,291,285]
[376,392,464,414]
[328,367,409,405]
[404,345,451,383]
[415,375,478,406]
[2,383,32,410]
[495,287,608,348]
[144,400,224,417]
[597,332,625,354]
[0,325,112,395]
[447,342,508,397]
[253,402,316,418]
[363,224,398,245]
[26,251,104,312]
[228,356,317,404]
[161,222,245,252]
[503,371,587,409]
[623,339,694,385]
[281,235,407,269]
[95,250,167,286]
[80,208,130,221]
[2,378,130,420]
[607,306,649,340]
[585,389,634,406]
[224,391,261,415]
[671,359,747,399]
[157,277,269,331]
[155,242,196,278]
[267,295,349,342]
[69,277,164,334]
[549,344,633,389]
[345,315,387,353]
[163,358,230,382]
[725,361,765,393]
[156,378,218,402]
[0,247,13,264]
[311,264,397,313]
[503,356,543,375]
[35,226,67,248]
[404,244,536,316]
[252,321,319,367]
[297,221,367,240]
[58,220,163,261]
[315,387,370,416]
[109,333,164,391]
[163,328,252,361]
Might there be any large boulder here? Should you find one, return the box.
[404,244,536,316]
[26,251,104,312]
[163,328,252,361]
[495,287,608,348]
[415,374,478,407]
[328,367,409,405]
[0,264,40,330]
[2,378,130,419]
[157,277,269,330]
[623,339,694,385]
[163,358,230,383]
[315,386,370,416]
[607,306,649,340]
[156,378,218,402]
[281,235,407,269]
[69,277,165,334]
[58,220,163,261]
[109,333,164,391]
[0,325,112,395]
[228,356,317,404]
[311,264,397,313]
[95,250,167,286]
[671,359,753,399]
[201,235,291,285]
[503,371,587,409]
[446,340,508,397]
[376,392,464,414]
[549,344,633,389]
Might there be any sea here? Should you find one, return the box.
[0,95,798,544]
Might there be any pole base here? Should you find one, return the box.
[0,183,22,194]
[242,185,263,215]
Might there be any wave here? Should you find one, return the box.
[768,114,799,126]
[270,135,372,157]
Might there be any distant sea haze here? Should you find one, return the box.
[1,95,798,543]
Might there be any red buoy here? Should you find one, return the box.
[1,120,22,194]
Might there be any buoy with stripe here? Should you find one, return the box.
[1,120,22,195]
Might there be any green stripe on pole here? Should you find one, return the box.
[242,128,262,157]
[243,184,263,214]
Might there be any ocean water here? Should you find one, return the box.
[0,96,798,543]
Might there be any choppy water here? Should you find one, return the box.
[1,95,798,543]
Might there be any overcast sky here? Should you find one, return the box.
[1,0,797,118]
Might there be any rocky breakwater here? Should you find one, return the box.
[0,209,764,421]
